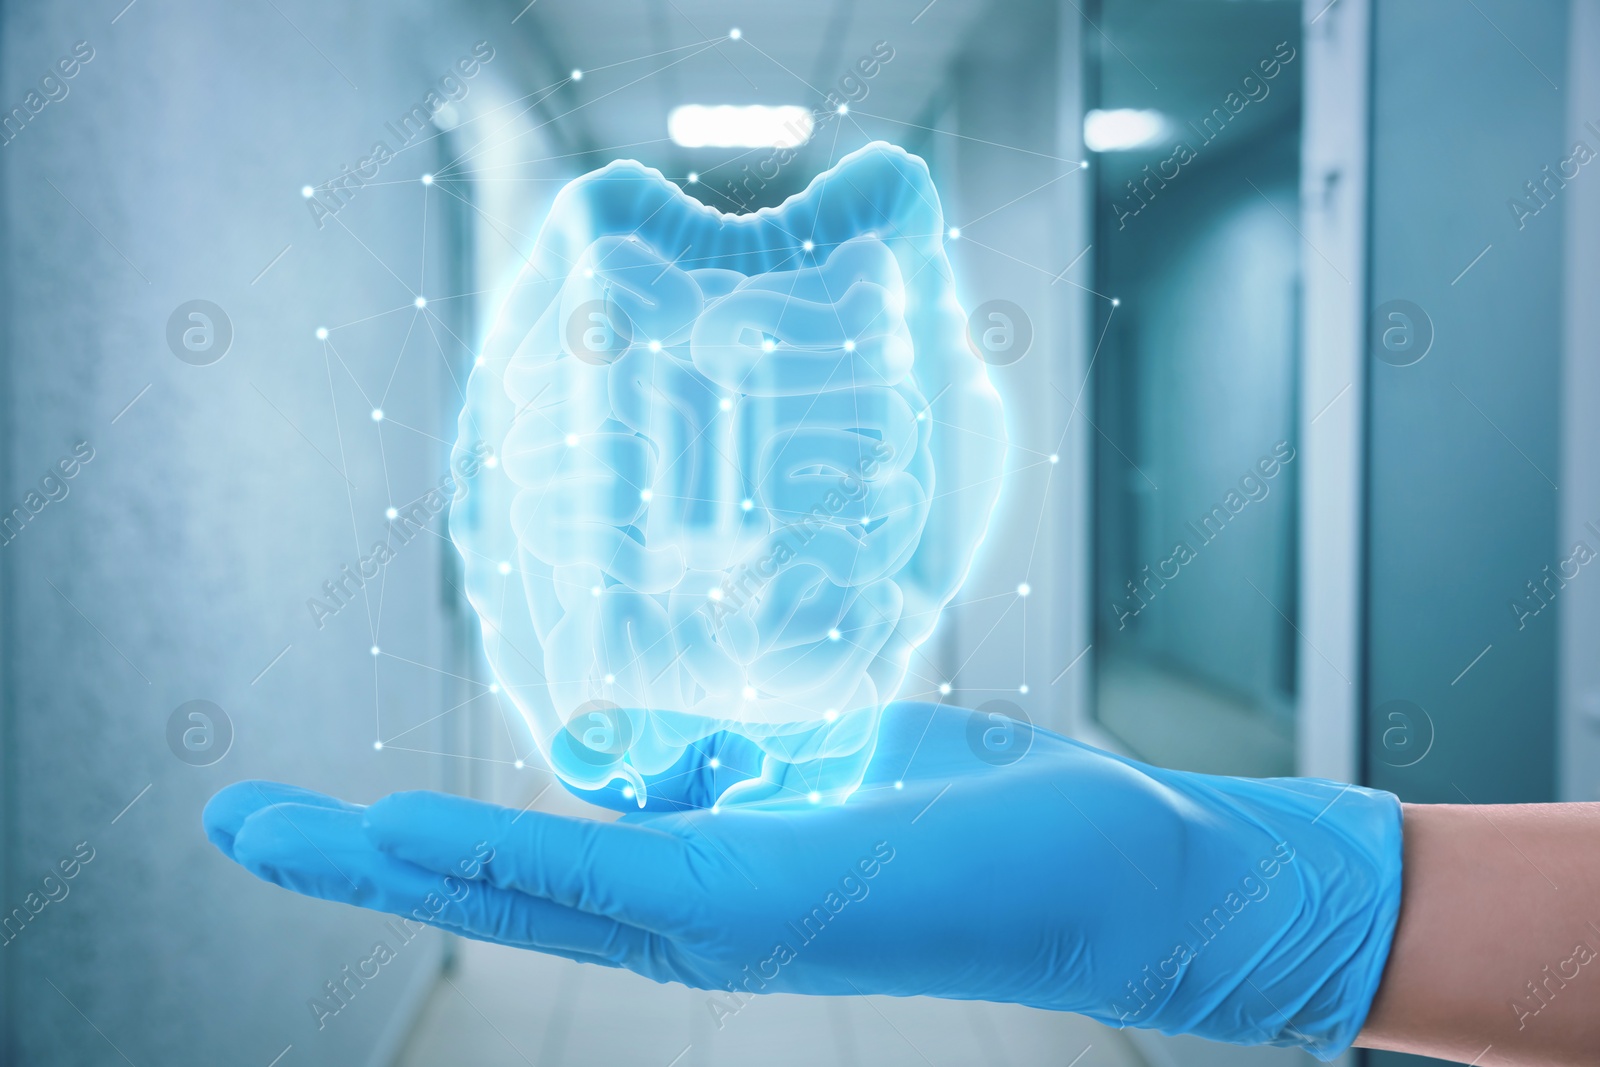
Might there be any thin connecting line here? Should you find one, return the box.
[1453,382,1559,489]
[45,978,139,1066]
[1451,782,1560,890]
[111,783,152,824]
[1452,243,1493,286]
[44,177,149,283]
[1309,382,1351,425]
[251,644,294,685]
[1451,643,1493,686]
[265,0,358,90]
[1463,0,1559,90]
[1050,783,1159,889]
[840,980,939,1067]
[1243,176,1348,284]
[110,384,152,424]
[1062,0,1158,89]
[442,975,538,1066]
[1244,575,1350,686]
[251,244,293,284]
[44,576,150,684]
[250,383,359,488]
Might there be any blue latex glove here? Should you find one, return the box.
[204,702,1402,1059]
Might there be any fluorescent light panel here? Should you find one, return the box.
[668,104,813,149]
[1083,108,1172,152]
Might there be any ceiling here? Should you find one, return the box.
[508,0,1000,203]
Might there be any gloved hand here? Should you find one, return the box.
[203,702,1402,1059]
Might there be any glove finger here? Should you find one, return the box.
[364,791,708,935]
[233,802,655,960]
[203,780,361,861]
[563,729,766,814]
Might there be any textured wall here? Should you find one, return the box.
[0,2,519,1063]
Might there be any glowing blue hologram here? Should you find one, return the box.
[450,141,1005,807]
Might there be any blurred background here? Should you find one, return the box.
[1,0,1594,1065]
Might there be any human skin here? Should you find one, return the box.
[1357,803,1600,1066]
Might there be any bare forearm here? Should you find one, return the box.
[1357,802,1600,1066]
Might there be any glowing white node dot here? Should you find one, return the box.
[828,628,841,641]
[300,185,314,199]
[604,673,615,684]
[836,104,848,115]
[1049,453,1060,464]
[498,561,512,575]
[742,686,757,700]
[709,756,721,768]
[1020,684,1030,694]
[802,239,814,251]
[808,791,821,803]
[370,408,384,422]
[414,296,427,308]
[948,227,961,239]
[315,327,328,340]
[1017,582,1031,597]
[824,708,838,722]
[590,585,602,597]
[894,780,904,790]
[843,339,855,352]
[709,588,724,600]
[421,173,434,185]
[939,682,952,695]
[729,27,741,39]
[474,355,485,367]
[514,759,525,769]
[687,172,699,184]
[740,498,753,511]
[483,455,498,468]
[370,645,381,656]
[648,339,662,352]
[622,785,635,798]
[720,397,733,411]
[583,268,594,278]
[489,682,500,694]
[373,740,383,750]
[385,506,398,520]
[1111,297,1121,307]
[640,488,653,501]
[570,68,583,81]
[761,339,775,352]
[710,805,720,814]
[565,433,580,447]
[917,411,926,421]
